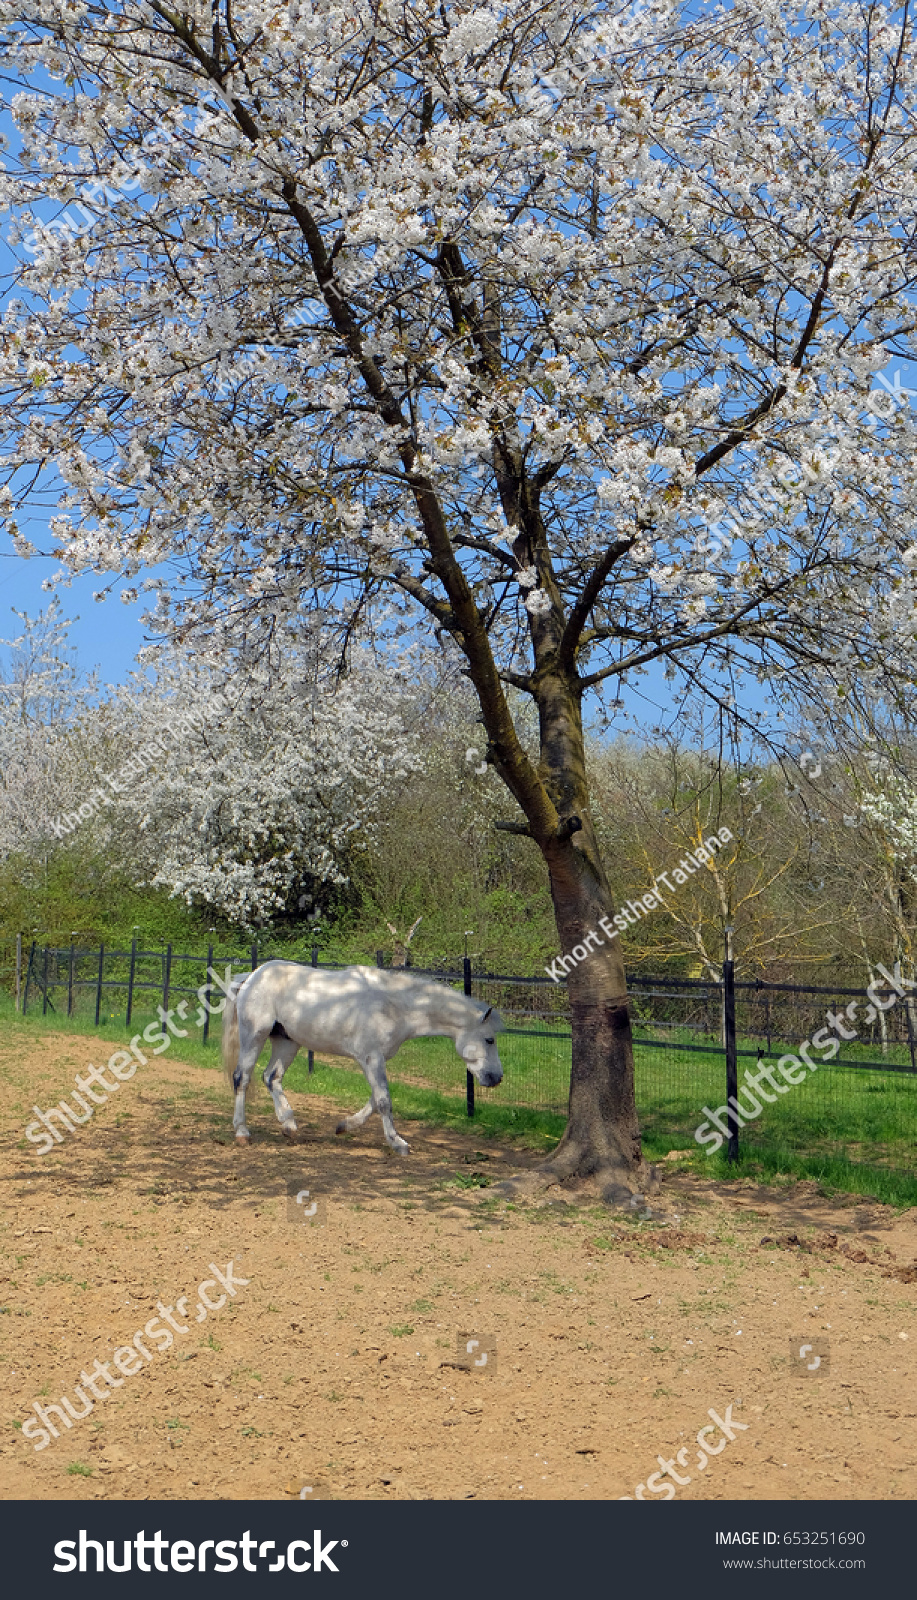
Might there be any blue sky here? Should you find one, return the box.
[0,84,154,680]
[0,546,155,681]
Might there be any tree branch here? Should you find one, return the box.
[557,538,635,672]
[579,576,800,689]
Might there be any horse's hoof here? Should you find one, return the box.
[281,1124,298,1140]
[235,1131,251,1146]
[335,1121,349,1135]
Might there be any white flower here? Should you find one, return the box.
[516,566,538,589]
[525,588,552,615]
[11,530,38,558]
[690,573,718,596]
[649,564,681,593]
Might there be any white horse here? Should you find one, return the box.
[221,960,503,1152]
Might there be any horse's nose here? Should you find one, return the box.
[481,1068,502,1088]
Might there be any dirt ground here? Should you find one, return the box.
[1,1028,915,1501]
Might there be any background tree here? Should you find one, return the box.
[111,644,420,926]
[0,601,97,856]
[0,620,420,933]
[4,2,917,1197]
[590,731,831,982]
[349,676,555,968]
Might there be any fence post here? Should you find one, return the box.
[126,937,137,1026]
[42,945,50,1016]
[22,940,36,1015]
[15,933,21,1012]
[202,941,214,1045]
[308,944,318,1074]
[905,994,917,1074]
[95,944,105,1026]
[464,955,475,1118]
[163,943,173,1014]
[376,949,385,968]
[251,941,258,971]
[723,926,738,1162]
[68,939,75,1017]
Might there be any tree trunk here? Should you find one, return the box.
[504,664,653,1202]
[537,826,651,1200]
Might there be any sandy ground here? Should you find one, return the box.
[1,1028,915,1501]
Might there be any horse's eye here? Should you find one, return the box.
[485,1037,494,1044]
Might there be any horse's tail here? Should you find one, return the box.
[222,982,241,1090]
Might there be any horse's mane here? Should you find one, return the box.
[359,966,475,998]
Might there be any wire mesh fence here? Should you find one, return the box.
[10,942,917,1183]
[624,973,917,1184]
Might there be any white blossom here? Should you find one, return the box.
[0,0,915,746]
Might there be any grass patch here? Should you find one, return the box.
[441,1171,491,1190]
[699,1142,917,1208]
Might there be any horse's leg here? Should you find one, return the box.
[360,1051,409,1154]
[335,1098,375,1135]
[262,1037,301,1137]
[232,1021,269,1145]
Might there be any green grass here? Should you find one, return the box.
[700,1142,917,1207]
[4,992,916,1205]
[631,1035,917,1160]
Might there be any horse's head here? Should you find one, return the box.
[456,1006,504,1088]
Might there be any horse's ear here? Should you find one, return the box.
[480,1006,493,1023]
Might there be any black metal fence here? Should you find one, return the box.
[12,941,917,1183]
[18,936,263,1043]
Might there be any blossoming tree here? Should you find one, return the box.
[0,601,97,856]
[3,0,917,1196]
[112,647,420,926]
